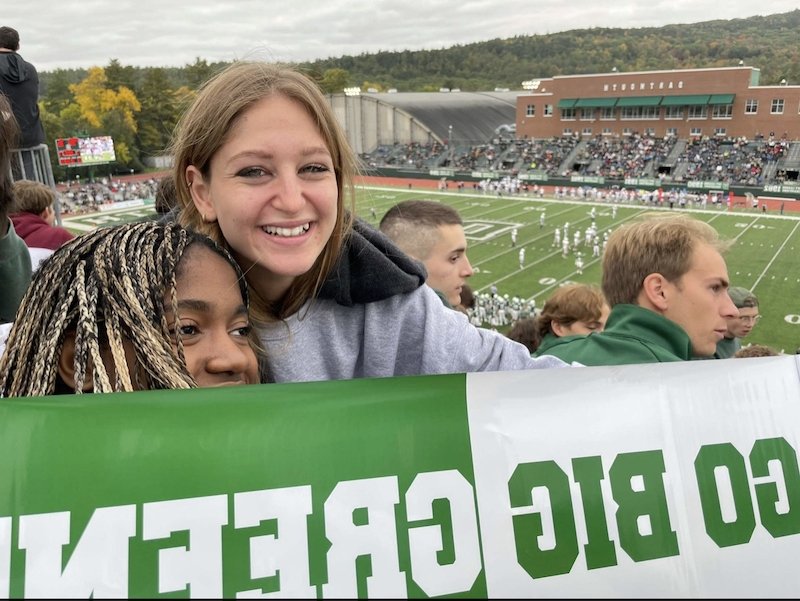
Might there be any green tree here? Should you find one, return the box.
[105,59,139,93]
[319,68,350,94]
[184,57,214,89]
[41,69,75,115]
[136,67,178,156]
[69,67,142,169]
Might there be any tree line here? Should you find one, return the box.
[35,9,800,179]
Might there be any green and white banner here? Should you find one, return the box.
[687,180,731,191]
[1,356,800,597]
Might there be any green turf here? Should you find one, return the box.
[358,186,800,354]
[62,187,800,353]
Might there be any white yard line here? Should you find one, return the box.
[751,219,800,292]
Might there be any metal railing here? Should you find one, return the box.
[10,144,62,225]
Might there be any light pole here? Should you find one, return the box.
[448,125,453,150]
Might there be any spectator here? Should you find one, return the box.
[379,199,475,308]
[507,317,542,354]
[537,213,738,365]
[713,286,760,359]
[0,221,260,395]
[0,26,45,179]
[10,180,74,253]
[0,93,31,324]
[154,174,178,216]
[455,282,475,316]
[532,284,609,358]
[172,61,567,382]
[733,344,779,359]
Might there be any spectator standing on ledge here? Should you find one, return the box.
[0,27,45,178]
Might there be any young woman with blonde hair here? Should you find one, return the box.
[173,61,567,382]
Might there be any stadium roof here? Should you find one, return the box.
[362,91,520,143]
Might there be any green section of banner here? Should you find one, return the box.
[0,374,484,598]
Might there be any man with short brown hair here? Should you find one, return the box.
[380,200,474,308]
[714,286,760,359]
[538,213,739,365]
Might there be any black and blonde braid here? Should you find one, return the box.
[0,221,252,396]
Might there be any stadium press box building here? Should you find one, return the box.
[516,66,800,142]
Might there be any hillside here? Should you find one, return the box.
[298,9,800,91]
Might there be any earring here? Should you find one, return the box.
[202,212,206,222]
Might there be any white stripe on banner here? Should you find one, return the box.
[466,355,800,597]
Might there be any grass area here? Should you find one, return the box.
[357,185,800,354]
[62,185,800,353]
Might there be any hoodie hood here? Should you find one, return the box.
[0,53,29,84]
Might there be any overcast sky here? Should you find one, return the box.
[7,2,799,72]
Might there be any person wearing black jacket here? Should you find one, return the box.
[0,26,45,179]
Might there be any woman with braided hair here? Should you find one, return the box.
[0,220,260,396]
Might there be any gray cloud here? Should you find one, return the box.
[6,1,798,71]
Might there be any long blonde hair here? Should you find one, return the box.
[171,61,358,322]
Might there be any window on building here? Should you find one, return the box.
[690,127,702,137]
[621,106,660,120]
[561,108,576,120]
[600,107,615,120]
[623,128,633,135]
[745,99,758,114]
[688,106,708,119]
[582,128,592,136]
[526,104,535,117]
[664,106,684,120]
[544,104,553,117]
[644,128,655,136]
[643,106,659,119]
[563,128,573,136]
[580,108,594,121]
[771,99,785,114]
[602,128,612,135]
[714,128,727,137]
[666,127,678,137]
[712,105,733,119]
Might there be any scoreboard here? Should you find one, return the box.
[55,136,116,166]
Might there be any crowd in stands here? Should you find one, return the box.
[362,134,797,187]
[56,177,161,214]
[572,135,674,179]
[676,136,788,186]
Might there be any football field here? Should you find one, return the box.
[62,186,800,353]
[358,185,800,354]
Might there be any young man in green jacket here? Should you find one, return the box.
[538,213,738,366]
